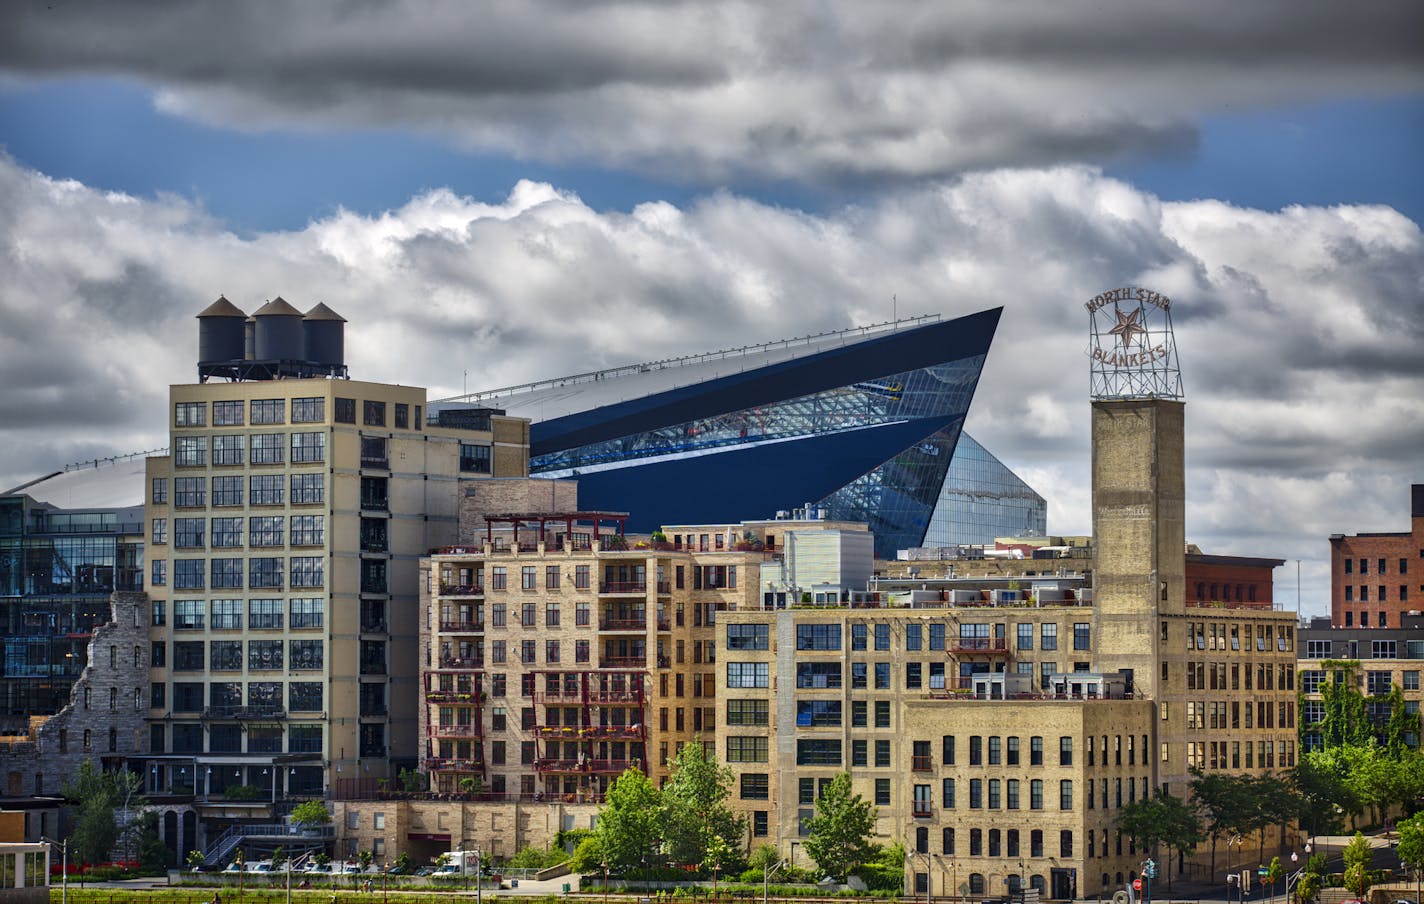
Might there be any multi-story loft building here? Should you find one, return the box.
[415,506,863,797]
[439,310,1047,559]
[1297,614,1424,752]
[715,397,1298,901]
[141,298,529,851]
[1329,484,1424,628]
[1,456,146,722]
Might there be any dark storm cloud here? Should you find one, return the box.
[2,1,1419,184]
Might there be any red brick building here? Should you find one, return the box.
[1330,484,1424,628]
[1185,552,1284,610]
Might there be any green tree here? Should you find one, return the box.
[595,768,662,873]
[1398,812,1424,886]
[61,761,138,868]
[1294,751,1355,838]
[290,800,332,828]
[1118,789,1202,887]
[748,844,780,872]
[1191,769,1248,880]
[659,740,746,874]
[1342,832,1373,898]
[186,850,206,871]
[802,772,877,882]
[1264,856,1283,904]
[1292,870,1321,904]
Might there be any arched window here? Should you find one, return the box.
[969,874,985,895]
[942,827,955,855]
[1030,876,1046,895]
[84,687,91,709]
[915,826,928,854]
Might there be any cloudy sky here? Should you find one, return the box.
[1,0,1421,614]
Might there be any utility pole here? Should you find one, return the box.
[42,837,67,904]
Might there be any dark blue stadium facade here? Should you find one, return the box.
[510,307,1003,558]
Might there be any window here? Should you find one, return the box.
[726,699,769,726]
[174,600,205,630]
[249,640,283,670]
[459,442,492,473]
[250,515,284,546]
[1059,736,1073,766]
[175,401,206,426]
[942,778,956,808]
[874,700,891,728]
[151,518,168,544]
[173,559,205,590]
[521,566,536,590]
[211,599,242,630]
[727,624,770,650]
[726,737,769,763]
[292,397,325,423]
[740,774,770,800]
[728,662,769,688]
[175,435,206,467]
[364,400,386,426]
[1060,780,1073,810]
[335,397,356,423]
[942,735,955,765]
[291,515,325,545]
[250,474,284,505]
[250,433,285,464]
[210,557,243,589]
[1040,622,1058,650]
[906,623,922,650]
[1031,736,1043,766]
[796,623,841,650]
[248,598,283,629]
[174,477,206,507]
[851,623,867,650]
[793,661,841,689]
[1018,623,1034,650]
[1030,779,1043,810]
[875,778,891,805]
[291,472,325,504]
[290,639,324,670]
[969,779,983,808]
[290,556,324,588]
[291,432,325,463]
[1073,623,1091,650]
[796,739,842,765]
[251,398,285,424]
[151,477,168,504]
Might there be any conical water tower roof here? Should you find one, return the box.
[253,296,304,317]
[197,295,247,318]
[304,302,347,322]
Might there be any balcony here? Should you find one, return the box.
[950,637,1011,655]
[439,583,484,597]
[431,723,483,740]
[201,706,286,720]
[360,455,390,470]
[425,689,481,703]
[911,755,933,773]
[599,655,645,669]
[600,581,647,595]
[426,757,484,772]
[912,801,934,818]
[599,616,646,631]
[360,619,388,633]
[360,496,389,512]
[535,758,639,775]
[656,618,671,631]
[657,581,672,594]
[437,656,484,670]
[587,687,645,704]
[439,619,485,633]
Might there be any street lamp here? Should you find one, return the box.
[907,843,931,904]
[764,859,787,904]
[41,837,67,904]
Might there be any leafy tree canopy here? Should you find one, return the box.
[802,773,877,882]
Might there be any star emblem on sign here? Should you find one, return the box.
[1108,306,1147,347]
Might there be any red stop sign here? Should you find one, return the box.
[1133,880,1143,891]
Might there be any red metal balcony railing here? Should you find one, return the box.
[911,755,933,772]
[950,637,1011,654]
[424,690,482,704]
[912,801,934,818]
[587,688,645,705]
[431,723,483,739]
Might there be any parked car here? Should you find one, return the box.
[412,866,435,877]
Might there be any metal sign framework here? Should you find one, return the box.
[1085,286,1184,401]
